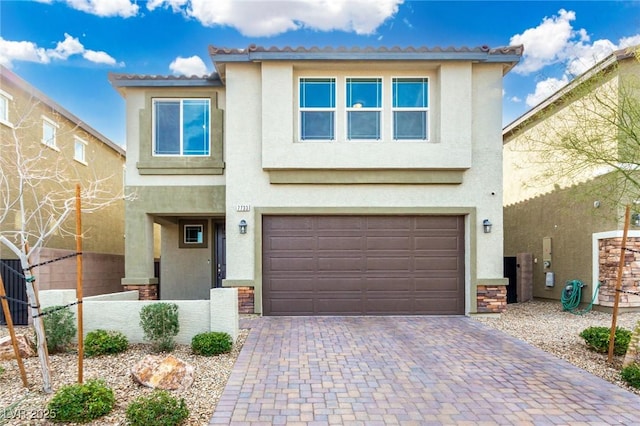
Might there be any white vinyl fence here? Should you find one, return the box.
[38,288,239,343]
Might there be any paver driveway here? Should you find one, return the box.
[210,317,640,425]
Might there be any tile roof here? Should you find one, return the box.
[209,44,523,56]
[208,44,523,77]
[108,73,222,90]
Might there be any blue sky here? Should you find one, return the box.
[1,0,639,147]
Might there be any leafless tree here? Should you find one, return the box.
[0,94,129,393]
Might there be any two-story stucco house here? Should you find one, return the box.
[503,46,640,312]
[0,66,126,324]
[109,44,522,316]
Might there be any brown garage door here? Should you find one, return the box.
[262,215,465,315]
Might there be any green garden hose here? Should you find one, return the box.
[561,280,601,315]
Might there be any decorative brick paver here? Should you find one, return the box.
[210,317,640,425]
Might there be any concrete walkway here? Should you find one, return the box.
[209,317,640,425]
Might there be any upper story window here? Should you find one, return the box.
[299,78,335,141]
[153,98,210,156]
[42,116,58,148]
[346,78,382,140]
[74,136,87,164]
[392,77,429,141]
[0,89,12,127]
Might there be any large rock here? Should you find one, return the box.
[131,354,195,391]
[0,334,36,360]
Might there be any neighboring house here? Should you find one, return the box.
[0,66,126,304]
[109,44,523,316]
[503,46,640,311]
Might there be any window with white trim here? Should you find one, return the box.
[346,78,382,140]
[299,78,335,141]
[153,98,210,156]
[0,89,12,127]
[42,117,58,148]
[392,77,429,140]
[74,137,87,164]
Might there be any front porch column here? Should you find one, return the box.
[122,211,158,299]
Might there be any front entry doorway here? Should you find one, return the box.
[215,222,226,288]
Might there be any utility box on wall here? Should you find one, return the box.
[543,236,552,269]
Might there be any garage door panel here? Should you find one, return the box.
[414,257,459,271]
[267,278,316,292]
[266,299,315,315]
[265,216,314,231]
[316,299,364,314]
[414,236,460,250]
[316,216,364,230]
[317,236,363,250]
[268,236,315,251]
[263,215,465,315]
[366,216,412,230]
[413,298,462,314]
[414,278,461,291]
[268,257,316,271]
[366,236,411,250]
[415,216,460,230]
[366,298,413,313]
[366,278,412,291]
[367,257,411,270]
[317,257,363,271]
[316,278,362,291]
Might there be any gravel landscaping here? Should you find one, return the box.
[1,300,639,425]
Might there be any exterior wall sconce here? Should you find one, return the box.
[239,219,247,234]
[483,219,492,233]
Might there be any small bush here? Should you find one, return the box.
[0,365,5,376]
[579,326,631,356]
[140,303,179,352]
[84,329,129,357]
[126,390,189,426]
[42,305,76,354]
[621,363,640,389]
[47,379,115,423]
[191,332,233,356]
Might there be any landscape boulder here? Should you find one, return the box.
[131,354,194,391]
[0,334,36,360]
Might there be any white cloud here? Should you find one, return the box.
[620,35,640,49]
[0,39,49,67]
[47,33,84,60]
[526,75,570,107]
[63,0,138,17]
[510,9,578,75]
[169,55,209,76]
[0,34,122,68]
[510,96,522,103]
[83,49,120,66]
[510,9,640,108]
[148,0,402,37]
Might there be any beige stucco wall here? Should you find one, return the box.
[39,288,239,343]
[260,62,472,170]
[0,74,125,259]
[223,60,506,314]
[503,74,620,206]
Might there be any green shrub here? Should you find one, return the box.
[0,365,5,376]
[621,363,640,389]
[191,331,233,356]
[42,305,76,354]
[139,303,179,352]
[84,329,129,357]
[579,326,631,356]
[47,379,115,423]
[125,390,189,426]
